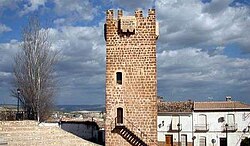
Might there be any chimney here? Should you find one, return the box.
[226,96,232,101]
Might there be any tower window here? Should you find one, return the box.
[116,72,122,85]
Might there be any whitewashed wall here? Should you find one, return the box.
[158,111,250,146]
[158,113,193,144]
[193,111,250,146]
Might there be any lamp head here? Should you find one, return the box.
[17,88,21,94]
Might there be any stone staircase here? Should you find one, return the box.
[0,120,101,146]
[113,126,147,146]
[110,117,158,146]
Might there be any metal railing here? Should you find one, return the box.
[169,123,182,132]
[111,117,158,146]
[222,123,238,132]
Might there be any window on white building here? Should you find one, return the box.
[199,136,206,146]
[198,114,207,130]
[227,114,235,125]
[181,134,187,146]
[171,116,179,130]
[198,114,207,125]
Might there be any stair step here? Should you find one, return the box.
[115,126,147,146]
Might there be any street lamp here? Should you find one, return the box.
[16,88,21,120]
[211,139,216,146]
[17,88,21,112]
[177,123,181,146]
[192,136,196,146]
[225,123,228,146]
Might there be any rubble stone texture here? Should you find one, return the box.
[105,9,159,146]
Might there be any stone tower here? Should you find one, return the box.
[105,9,159,146]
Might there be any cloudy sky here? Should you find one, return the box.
[0,0,249,105]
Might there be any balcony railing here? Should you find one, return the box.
[195,124,209,132]
[168,123,182,132]
[222,123,238,132]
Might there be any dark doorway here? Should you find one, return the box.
[117,108,123,124]
[220,138,227,146]
[165,135,173,146]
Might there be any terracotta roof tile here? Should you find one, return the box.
[157,100,250,113]
[158,101,193,113]
[194,101,250,110]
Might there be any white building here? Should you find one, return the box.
[157,98,250,146]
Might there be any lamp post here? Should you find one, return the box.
[177,123,181,146]
[192,136,196,146]
[225,123,228,146]
[16,88,21,120]
[211,139,216,146]
[17,88,21,112]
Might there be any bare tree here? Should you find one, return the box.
[12,16,58,122]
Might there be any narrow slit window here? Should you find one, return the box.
[116,72,122,85]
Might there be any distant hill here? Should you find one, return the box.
[0,104,106,112]
[0,104,18,110]
[55,104,105,112]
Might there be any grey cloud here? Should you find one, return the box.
[157,48,250,102]
[0,40,20,72]
[0,24,12,34]
[156,0,250,52]
[0,40,20,102]
[111,0,155,10]
[48,25,106,104]
[202,0,234,15]
[53,0,98,24]
[0,0,19,14]
[19,0,47,16]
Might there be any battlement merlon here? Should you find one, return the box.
[106,9,114,19]
[135,9,143,18]
[118,10,123,19]
[105,9,156,19]
[104,9,159,40]
[148,9,155,18]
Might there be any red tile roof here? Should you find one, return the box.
[158,101,193,113]
[157,100,250,113]
[194,101,250,110]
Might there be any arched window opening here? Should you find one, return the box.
[117,107,123,124]
[116,72,122,85]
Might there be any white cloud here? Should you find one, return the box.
[53,0,98,24]
[47,25,106,104]
[0,0,18,9]
[0,40,20,91]
[111,0,155,10]
[157,47,250,101]
[1,0,250,104]
[156,0,250,52]
[202,0,234,15]
[0,24,106,104]
[0,24,12,34]
[19,0,47,16]
[53,18,66,26]
[0,0,11,7]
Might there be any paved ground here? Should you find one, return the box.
[0,120,101,146]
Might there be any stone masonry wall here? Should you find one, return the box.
[105,9,158,146]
